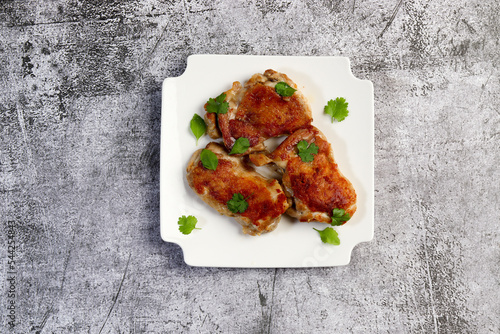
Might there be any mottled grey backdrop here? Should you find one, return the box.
[1,0,499,333]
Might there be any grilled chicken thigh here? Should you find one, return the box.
[249,126,357,223]
[186,142,290,235]
[205,70,313,153]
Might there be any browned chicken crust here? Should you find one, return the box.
[250,126,357,223]
[205,69,313,153]
[186,142,290,235]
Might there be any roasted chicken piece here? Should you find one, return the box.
[249,126,356,223]
[186,142,290,235]
[205,69,313,153]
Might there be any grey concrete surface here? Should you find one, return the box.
[1,0,499,333]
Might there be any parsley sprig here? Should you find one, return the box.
[227,193,249,213]
[229,137,250,155]
[200,149,218,170]
[275,82,296,97]
[297,140,319,162]
[313,227,340,245]
[178,215,201,235]
[314,209,351,245]
[206,93,229,114]
[330,208,351,226]
[324,97,349,123]
[190,114,206,145]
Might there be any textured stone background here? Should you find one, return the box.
[1,0,499,333]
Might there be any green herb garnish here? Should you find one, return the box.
[297,140,319,162]
[227,193,249,213]
[200,149,218,170]
[190,114,206,145]
[275,82,296,97]
[178,215,201,235]
[330,208,351,226]
[229,137,250,155]
[313,227,340,245]
[324,97,349,123]
[206,93,229,114]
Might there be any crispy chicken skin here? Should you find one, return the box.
[205,70,313,153]
[186,142,290,235]
[249,126,357,223]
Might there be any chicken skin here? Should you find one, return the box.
[249,126,357,223]
[205,70,313,153]
[186,142,290,235]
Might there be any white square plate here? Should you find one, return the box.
[160,55,374,267]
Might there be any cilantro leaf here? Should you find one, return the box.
[229,137,250,155]
[275,82,297,97]
[178,215,201,235]
[297,140,319,162]
[313,227,340,245]
[200,149,218,170]
[206,93,229,114]
[330,208,351,226]
[324,97,349,123]
[227,193,249,213]
[190,114,206,145]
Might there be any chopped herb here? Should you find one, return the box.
[206,93,229,114]
[227,193,249,213]
[178,215,201,235]
[190,114,206,145]
[229,137,250,155]
[313,227,340,245]
[330,208,351,226]
[275,82,296,97]
[200,149,218,170]
[324,97,349,123]
[297,140,319,162]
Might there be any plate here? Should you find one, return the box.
[160,55,374,267]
